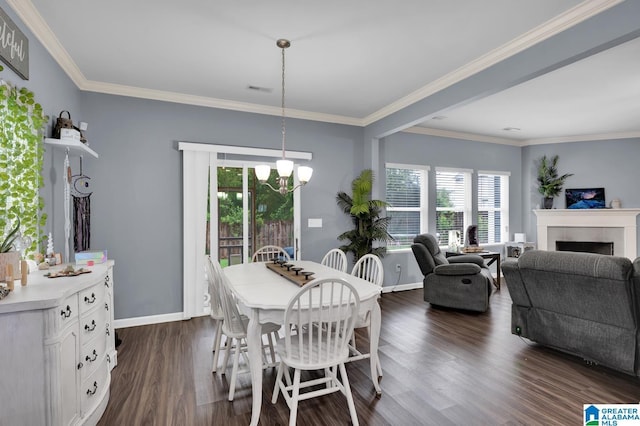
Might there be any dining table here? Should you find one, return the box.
[224,260,383,426]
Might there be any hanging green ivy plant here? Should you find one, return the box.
[0,69,48,257]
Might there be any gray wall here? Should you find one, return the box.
[521,138,640,244]
[380,132,523,285]
[78,92,364,319]
[0,0,82,257]
[5,0,640,321]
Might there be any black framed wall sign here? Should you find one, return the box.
[0,6,29,80]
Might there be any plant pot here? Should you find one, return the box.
[0,251,20,282]
[543,197,554,209]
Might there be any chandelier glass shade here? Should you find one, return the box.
[254,164,271,182]
[256,39,312,195]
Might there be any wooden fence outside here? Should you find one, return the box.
[213,220,293,262]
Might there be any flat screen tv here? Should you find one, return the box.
[565,187,606,209]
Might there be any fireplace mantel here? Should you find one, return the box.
[534,209,640,259]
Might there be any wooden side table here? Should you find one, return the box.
[446,251,501,290]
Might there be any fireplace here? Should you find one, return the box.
[534,209,640,259]
[555,240,614,255]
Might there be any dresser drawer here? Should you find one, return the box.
[59,293,79,327]
[80,330,106,382]
[79,304,106,344]
[44,293,78,339]
[79,282,105,315]
[103,271,112,291]
[104,289,113,329]
[81,360,109,415]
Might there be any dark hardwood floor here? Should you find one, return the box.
[99,287,640,425]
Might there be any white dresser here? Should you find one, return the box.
[0,261,116,426]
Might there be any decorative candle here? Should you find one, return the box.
[21,260,28,286]
[6,264,14,291]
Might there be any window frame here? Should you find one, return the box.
[384,163,430,251]
[477,170,510,244]
[435,167,472,246]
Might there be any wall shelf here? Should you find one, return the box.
[44,137,98,158]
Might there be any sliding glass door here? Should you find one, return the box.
[212,163,295,266]
[180,142,310,319]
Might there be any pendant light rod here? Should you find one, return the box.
[255,38,313,194]
[278,38,290,160]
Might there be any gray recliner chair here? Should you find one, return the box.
[411,233,492,312]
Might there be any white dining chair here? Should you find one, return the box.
[251,245,291,263]
[217,269,281,401]
[351,253,384,287]
[350,253,384,377]
[205,255,227,373]
[272,278,360,426]
[320,248,348,273]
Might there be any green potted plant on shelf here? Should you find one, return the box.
[336,169,392,262]
[0,218,21,282]
[536,155,573,209]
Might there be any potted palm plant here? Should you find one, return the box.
[336,169,392,262]
[537,155,573,209]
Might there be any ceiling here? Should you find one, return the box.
[414,35,640,144]
[8,0,640,145]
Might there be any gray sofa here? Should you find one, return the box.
[502,250,640,375]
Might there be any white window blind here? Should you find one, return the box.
[478,171,509,244]
[436,168,471,246]
[385,164,429,250]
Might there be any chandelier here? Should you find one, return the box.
[255,39,313,195]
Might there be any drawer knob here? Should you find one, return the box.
[105,302,109,311]
[104,275,110,288]
[86,381,98,396]
[85,349,98,363]
[77,362,83,370]
[84,320,97,332]
[60,305,72,318]
[84,293,96,304]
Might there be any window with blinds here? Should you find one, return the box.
[385,164,429,250]
[436,168,471,246]
[478,171,509,244]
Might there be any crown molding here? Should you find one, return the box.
[7,0,85,85]
[82,80,363,126]
[362,0,624,126]
[403,126,522,146]
[7,0,363,126]
[8,0,624,136]
[522,131,640,145]
[404,126,640,146]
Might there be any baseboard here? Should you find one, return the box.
[114,312,184,329]
[114,286,422,328]
[382,282,423,293]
